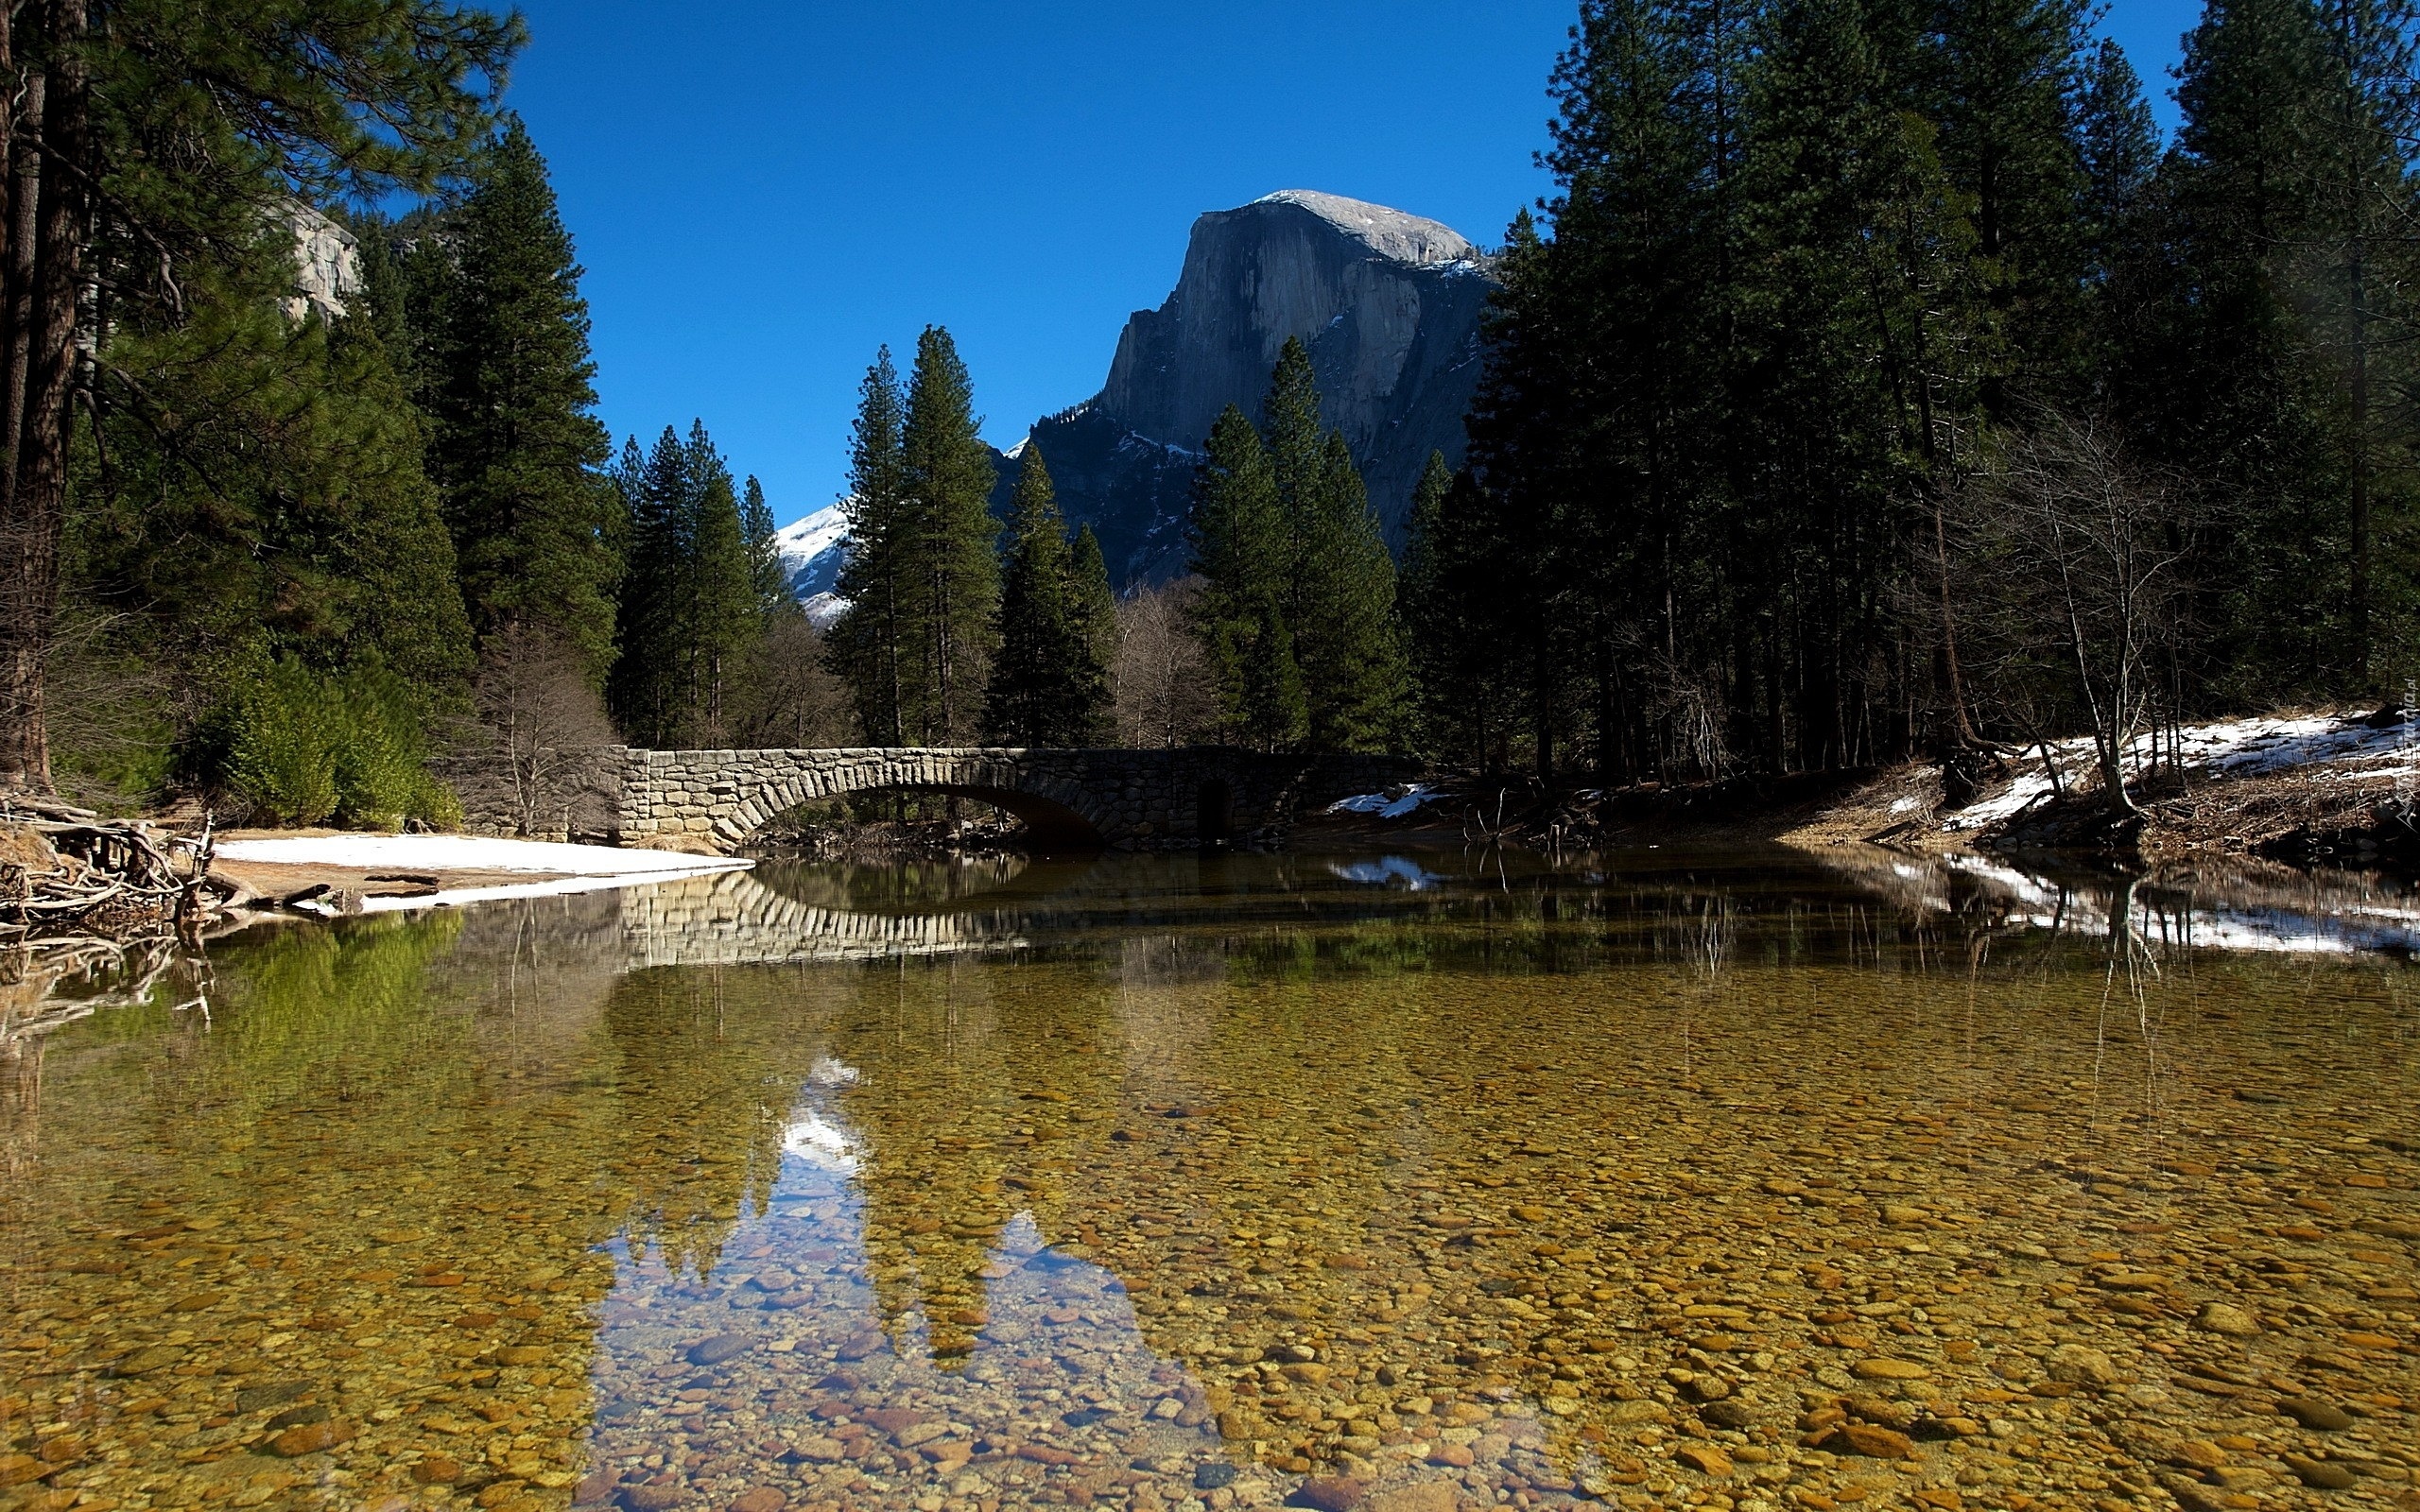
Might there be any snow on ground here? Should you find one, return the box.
[1327,784,1443,820]
[1943,710,2420,832]
[215,834,752,915]
[216,834,748,876]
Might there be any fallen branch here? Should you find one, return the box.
[0,805,225,947]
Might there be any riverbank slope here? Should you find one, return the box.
[1304,709,2420,869]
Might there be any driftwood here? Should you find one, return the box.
[0,798,230,951]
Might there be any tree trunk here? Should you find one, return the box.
[2349,241,2371,687]
[0,2,85,792]
[1932,497,1976,747]
[1,70,37,496]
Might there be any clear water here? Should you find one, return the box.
[3,850,2417,1512]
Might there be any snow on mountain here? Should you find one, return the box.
[776,504,852,627]
[1250,190,1479,267]
[1038,189,1495,583]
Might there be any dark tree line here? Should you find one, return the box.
[34,3,841,823]
[1185,338,1412,754]
[1407,0,2420,793]
[826,332,1116,749]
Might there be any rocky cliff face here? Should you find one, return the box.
[285,206,361,324]
[1028,191,1495,585]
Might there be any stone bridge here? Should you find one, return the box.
[609,747,1419,854]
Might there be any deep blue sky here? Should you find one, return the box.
[502,0,2204,529]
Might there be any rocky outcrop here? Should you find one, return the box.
[1028,191,1495,585]
[284,206,361,324]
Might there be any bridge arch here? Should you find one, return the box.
[610,747,1424,855]
[698,751,1112,854]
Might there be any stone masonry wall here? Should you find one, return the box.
[610,747,1418,854]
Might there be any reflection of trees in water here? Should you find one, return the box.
[826,955,1125,1365]
[1,1031,39,1182]
[1809,846,2420,962]
[3,940,199,1178]
[598,969,838,1278]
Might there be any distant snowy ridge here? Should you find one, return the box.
[775,504,852,627]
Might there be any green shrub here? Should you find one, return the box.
[228,657,342,825]
[225,657,459,830]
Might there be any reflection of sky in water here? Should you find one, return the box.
[1327,856,1444,891]
[582,1089,1253,1509]
[783,1057,864,1174]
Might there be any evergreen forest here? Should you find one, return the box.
[1401,0,2420,794]
[10,0,2416,832]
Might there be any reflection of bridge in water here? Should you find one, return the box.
[618,868,1032,969]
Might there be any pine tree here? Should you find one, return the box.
[1731,0,1960,766]
[1306,431,1412,751]
[1069,524,1119,742]
[427,118,618,677]
[1462,210,1582,782]
[683,424,757,741]
[1513,0,1750,780]
[983,447,1109,746]
[1920,0,2096,402]
[607,428,693,746]
[2316,0,2420,682]
[742,476,787,616]
[900,327,1001,744]
[1398,451,1459,754]
[1188,404,1305,749]
[2142,0,2359,696]
[828,349,913,744]
[0,0,517,790]
[1251,339,1412,752]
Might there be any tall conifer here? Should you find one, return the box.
[683,423,756,739]
[607,428,693,746]
[742,476,786,615]
[1070,524,1119,742]
[2146,0,2363,694]
[1249,340,1411,752]
[1188,405,1305,749]
[900,327,1001,743]
[984,447,1110,746]
[427,118,617,677]
[828,349,912,744]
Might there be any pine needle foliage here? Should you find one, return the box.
[425,118,619,678]
[983,446,1112,746]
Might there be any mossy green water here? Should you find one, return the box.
[2,853,2415,1512]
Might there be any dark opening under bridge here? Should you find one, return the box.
[606,747,1421,854]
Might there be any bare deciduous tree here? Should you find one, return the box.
[467,623,620,838]
[731,613,858,750]
[1958,414,2195,815]
[1113,578,1216,748]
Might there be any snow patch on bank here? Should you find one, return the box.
[216,834,750,876]
[1944,710,2420,832]
[1328,784,1442,820]
[216,834,752,915]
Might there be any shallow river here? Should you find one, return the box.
[3,849,2418,1512]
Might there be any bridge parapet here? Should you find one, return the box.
[608,747,1419,855]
